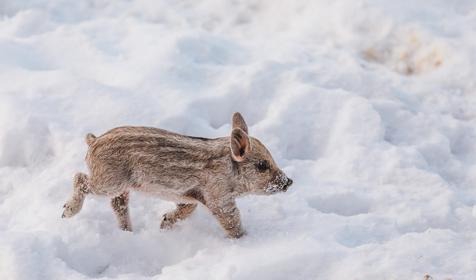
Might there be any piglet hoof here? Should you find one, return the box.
[119,225,133,232]
[160,214,176,230]
[227,229,246,239]
[62,202,80,218]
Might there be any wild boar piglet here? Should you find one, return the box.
[62,112,293,238]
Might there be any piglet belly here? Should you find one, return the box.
[132,183,196,203]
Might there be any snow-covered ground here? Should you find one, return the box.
[1,0,476,279]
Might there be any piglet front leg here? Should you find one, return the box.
[208,199,245,239]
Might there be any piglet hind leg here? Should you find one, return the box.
[161,203,197,229]
[62,172,90,218]
[111,191,132,231]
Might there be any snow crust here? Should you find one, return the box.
[1,0,476,279]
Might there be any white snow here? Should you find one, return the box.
[1,0,476,279]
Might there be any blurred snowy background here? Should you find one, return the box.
[1,0,476,279]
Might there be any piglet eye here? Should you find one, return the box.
[256,160,270,172]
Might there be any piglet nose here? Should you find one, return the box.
[286,178,293,186]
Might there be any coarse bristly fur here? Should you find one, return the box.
[62,112,293,238]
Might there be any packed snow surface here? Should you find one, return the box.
[1,1,476,279]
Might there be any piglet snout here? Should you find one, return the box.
[283,178,293,191]
[287,178,293,186]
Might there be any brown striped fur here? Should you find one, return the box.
[62,113,293,238]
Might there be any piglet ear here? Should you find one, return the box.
[230,128,251,162]
[232,112,248,134]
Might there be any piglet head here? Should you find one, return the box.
[229,112,293,195]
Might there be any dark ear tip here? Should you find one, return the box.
[232,112,243,119]
[232,112,248,134]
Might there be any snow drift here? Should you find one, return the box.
[1,0,476,279]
